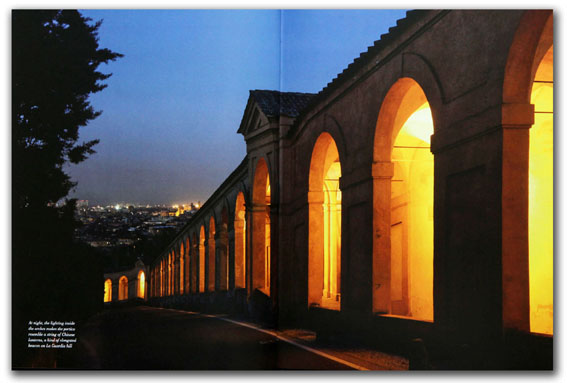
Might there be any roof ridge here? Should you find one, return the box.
[250,89,317,95]
[249,90,317,119]
[290,10,434,131]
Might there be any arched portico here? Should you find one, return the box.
[199,226,206,293]
[234,191,247,289]
[179,242,185,295]
[184,237,190,294]
[250,157,271,295]
[119,275,128,301]
[104,279,112,302]
[308,132,343,310]
[502,10,553,335]
[373,77,435,322]
[138,270,146,299]
[207,217,216,291]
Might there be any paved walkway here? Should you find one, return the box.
[59,306,378,370]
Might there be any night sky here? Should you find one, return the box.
[67,9,408,206]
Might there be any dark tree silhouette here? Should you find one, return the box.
[12,10,122,368]
[13,10,122,209]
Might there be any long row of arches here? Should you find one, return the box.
[150,11,552,339]
[151,190,248,298]
[303,17,553,335]
[104,270,146,303]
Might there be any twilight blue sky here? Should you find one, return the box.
[67,9,408,206]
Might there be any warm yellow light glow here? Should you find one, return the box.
[235,192,246,289]
[138,271,146,299]
[252,158,271,296]
[529,46,553,335]
[209,217,216,292]
[180,247,184,294]
[199,226,206,293]
[391,101,434,321]
[119,276,128,301]
[400,104,434,144]
[264,178,271,294]
[323,160,341,310]
[104,279,112,302]
[309,133,341,310]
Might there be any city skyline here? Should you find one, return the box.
[66,9,408,206]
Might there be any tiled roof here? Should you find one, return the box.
[250,90,316,118]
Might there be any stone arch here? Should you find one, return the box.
[372,77,435,322]
[137,270,146,299]
[184,236,190,294]
[501,10,553,335]
[179,241,185,295]
[234,191,247,289]
[308,131,343,310]
[104,278,112,302]
[168,251,173,296]
[208,216,216,291]
[199,225,206,293]
[160,257,165,297]
[191,232,198,293]
[119,275,128,301]
[251,157,271,295]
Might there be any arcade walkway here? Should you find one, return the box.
[60,306,407,370]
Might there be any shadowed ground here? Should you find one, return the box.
[58,306,354,370]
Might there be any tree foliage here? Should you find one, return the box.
[12,10,122,367]
[13,10,122,210]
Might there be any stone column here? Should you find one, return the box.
[501,103,533,332]
[216,229,229,291]
[372,161,394,314]
[228,227,236,290]
[174,252,180,295]
[249,203,269,293]
[308,190,324,307]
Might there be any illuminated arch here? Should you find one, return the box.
[184,237,190,294]
[118,276,129,301]
[373,77,434,321]
[234,191,247,289]
[208,216,216,291]
[251,157,271,295]
[528,45,553,335]
[179,242,184,294]
[308,132,342,310]
[502,10,553,335]
[160,258,165,297]
[168,252,173,296]
[172,250,176,295]
[104,279,112,302]
[199,225,206,293]
[192,232,198,293]
[138,270,146,299]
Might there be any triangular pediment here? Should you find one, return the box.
[237,90,316,138]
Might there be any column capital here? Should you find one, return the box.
[502,103,534,128]
[249,203,270,213]
[308,190,324,204]
[372,161,394,179]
